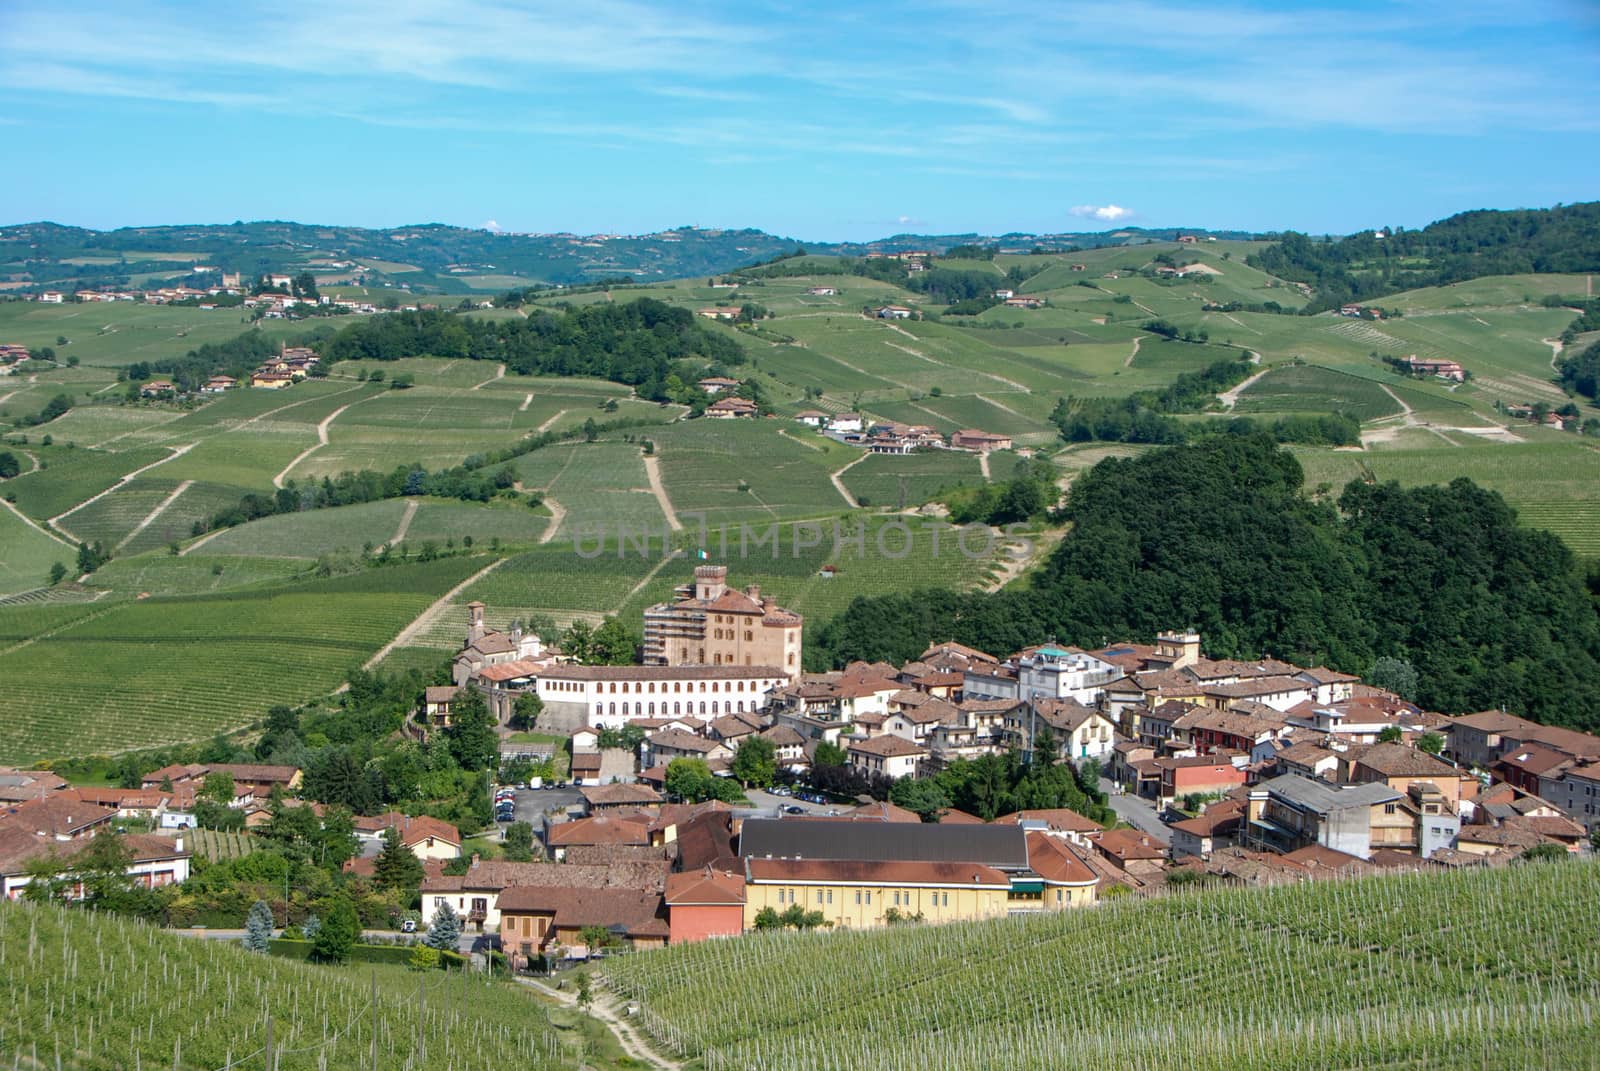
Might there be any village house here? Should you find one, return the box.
[201,375,236,393]
[1003,296,1043,309]
[697,376,741,393]
[847,734,927,780]
[0,830,191,900]
[543,815,652,861]
[827,412,864,434]
[806,286,838,297]
[697,307,742,321]
[875,305,913,319]
[1168,797,1247,860]
[353,813,462,860]
[38,291,64,303]
[965,644,1123,707]
[1002,699,1117,764]
[1244,775,1407,859]
[498,886,668,965]
[663,866,747,942]
[1155,756,1249,805]
[644,728,734,770]
[1538,762,1600,834]
[792,409,829,427]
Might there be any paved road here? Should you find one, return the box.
[1100,777,1172,840]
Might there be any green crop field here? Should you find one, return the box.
[0,301,305,367]
[194,500,412,559]
[2,444,174,522]
[839,450,986,508]
[0,899,572,1071]
[0,557,483,763]
[0,504,70,596]
[1235,364,1404,421]
[607,861,1600,1071]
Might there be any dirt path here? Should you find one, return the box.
[882,339,1029,392]
[622,553,679,603]
[975,393,1027,419]
[51,442,195,543]
[978,451,992,480]
[1217,363,1272,409]
[521,978,684,1071]
[829,451,868,508]
[1122,334,1146,368]
[0,495,72,548]
[777,427,825,452]
[272,399,362,488]
[982,527,1062,592]
[361,556,506,670]
[472,363,506,390]
[519,392,534,412]
[1545,337,1565,372]
[540,498,566,543]
[536,409,568,433]
[390,499,419,547]
[114,479,193,552]
[641,453,682,531]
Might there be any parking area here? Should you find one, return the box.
[498,782,584,830]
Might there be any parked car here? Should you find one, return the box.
[783,805,805,815]
[400,918,417,933]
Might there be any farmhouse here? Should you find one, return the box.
[643,564,803,678]
[827,412,864,433]
[875,306,913,319]
[697,376,740,393]
[498,887,669,964]
[421,857,667,932]
[705,396,758,419]
[139,380,177,398]
[950,429,1013,453]
[201,375,236,392]
[697,307,741,321]
[38,291,63,303]
[1003,296,1043,309]
[0,830,191,899]
[806,286,838,296]
[792,409,829,427]
[1402,355,1466,382]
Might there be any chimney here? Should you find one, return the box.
[746,584,760,601]
[470,853,481,869]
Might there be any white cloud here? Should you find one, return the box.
[1070,204,1134,221]
[483,219,502,232]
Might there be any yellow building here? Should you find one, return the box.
[644,565,803,680]
[744,858,1012,929]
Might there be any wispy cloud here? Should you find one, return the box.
[1070,204,1135,222]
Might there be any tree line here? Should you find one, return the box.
[811,434,1600,732]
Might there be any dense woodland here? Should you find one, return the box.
[320,299,746,394]
[813,436,1600,732]
[1250,202,1600,311]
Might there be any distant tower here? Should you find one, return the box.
[1155,630,1202,669]
[466,601,486,644]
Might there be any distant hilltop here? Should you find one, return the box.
[0,219,1263,294]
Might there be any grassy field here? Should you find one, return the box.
[607,861,1600,1071]
[1235,364,1404,421]
[0,502,71,596]
[0,898,578,1071]
[0,556,484,763]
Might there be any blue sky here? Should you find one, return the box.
[1,0,1596,241]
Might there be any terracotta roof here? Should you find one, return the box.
[1093,827,1167,861]
[423,685,461,703]
[546,816,651,847]
[848,736,926,758]
[919,641,998,664]
[664,866,746,905]
[476,659,544,682]
[205,763,300,785]
[846,801,922,824]
[581,783,663,807]
[647,729,723,754]
[496,886,668,939]
[548,663,783,682]
[761,725,806,747]
[1282,844,1378,877]
[1496,743,1579,777]
[422,859,666,894]
[993,808,1101,834]
[0,797,117,838]
[934,808,985,825]
[1348,743,1460,780]
[746,858,1011,887]
[1024,831,1098,885]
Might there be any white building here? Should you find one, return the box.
[535,663,787,732]
[965,644,1123,707]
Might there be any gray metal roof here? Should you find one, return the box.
[738,817,1030,870]
[1256,773,1400,814]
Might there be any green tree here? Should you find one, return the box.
[1032,725,1058,767]
[0,451,19,479]
[312,897,359,963]
[200,770,236,805]
[1368,656,1420,701]
[889,777,951,821]
[1417,731,1445,756]
[1519,843,1569,863]
[47,562,67,586]
[664,758,741,803]
[509,693,543,731]
[409,944,441,971]
[20,852,65,903]
[731,735,777,789]
[244,899,275,952]
[503,820,535,862]
[813,741,847,768]
[424,901,463,950]
[444,689,499,771]
[1376,725,1404,744]
[373,826,424,896]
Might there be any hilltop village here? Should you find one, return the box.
[4,559,1596,962]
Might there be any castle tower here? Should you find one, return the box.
[467,601,486,644]
[694,564,728,601]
